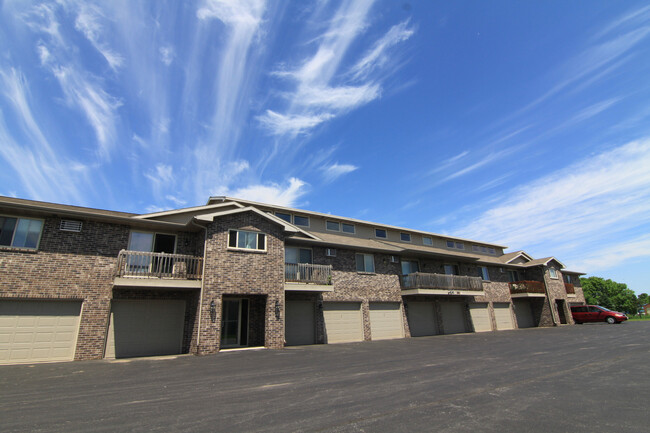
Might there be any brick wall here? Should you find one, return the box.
[198,211,285,353]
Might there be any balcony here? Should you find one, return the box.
[564,283,576,296]
[509,280,546,298]
[114,250,203,289]
[400,272,484,296]
[284,263,334,292]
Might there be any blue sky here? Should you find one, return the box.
[1,1,650,294]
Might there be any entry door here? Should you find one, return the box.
[221,299,249,347]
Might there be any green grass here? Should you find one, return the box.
[627,315,650,321]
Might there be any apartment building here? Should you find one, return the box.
[0,195,585,364]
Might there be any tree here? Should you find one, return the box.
[637,293,649,311]
[580,276,638,314]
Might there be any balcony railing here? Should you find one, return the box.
[400,272,484,291]
[564,283,575,294]
[509,280,545,294]
[116,250,203,280]
[285,263,332,285]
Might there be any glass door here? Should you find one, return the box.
[221,299,249,347]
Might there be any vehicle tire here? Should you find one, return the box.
[606,317,616,324]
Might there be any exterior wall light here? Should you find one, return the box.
[209,300,216,323]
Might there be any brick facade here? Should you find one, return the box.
[0,197,587,363]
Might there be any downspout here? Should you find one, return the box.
[191,219,209,352]
[540,265,557,326]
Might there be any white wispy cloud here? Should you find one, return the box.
[454,138,650,270]
[571,234,650,272]
[52,66,122,159]
[221,177,308,207]
[258,110,333,136]
[0,68,84,203]
[321,162,359,182]
[349,19,414,80]
[145,163,174,186]
[159,45,175,66]
[193,0,267,199]
[74,4,124,70]
[261,0,414,136]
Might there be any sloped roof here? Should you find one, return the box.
[521,257,566,268]
[498,250,534,264]
[207,196,509,249]
[194,207,319,240]
[286,231,404,253]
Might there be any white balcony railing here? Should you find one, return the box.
[400,272,483,291]
[285,263,332,285]
[116,250,203,280]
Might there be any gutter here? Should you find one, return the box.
[191,218,209,352]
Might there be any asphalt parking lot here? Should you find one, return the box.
[1,321,649,433]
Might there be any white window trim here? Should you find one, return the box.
[285,246,313,263]
[446,240,464,250]
[341,222,356,234]
[549,268,558,279]
[422,236,433,246]
[325,221,341,232]
[228,229,267,252]
[275,212,292,223]
[128,231,178,254]
[375,228,387,239]
[0,215,45,250]
[401,259,420,275]
[478,266,490,281]
[326,248,337,257]
[356,253,375,273]
[293,215,310,228]
[400,232,411,243]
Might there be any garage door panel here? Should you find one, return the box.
[323,303,363,344]
[407,302,438,337]
[106,300,186,359]
[286,300,316,346]
[439,302,467,334]
[369,303,404,340]
[494,303,515,330]
[513,299,535,328]
[469,303,491,332]
[0,300,82,364]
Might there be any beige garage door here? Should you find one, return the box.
[285,300,315,346]
[369,303,404,340]
[105,299,185,359]
[439,301,467,334]
[513,299,535,328]
[494,303,515,330]
[323,302,363,344]
[469,303,491,332]
[407,302,438,337]
[0,300,82,364]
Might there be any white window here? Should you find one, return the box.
[390,255,399,263]
[129,231,176,253]
[228,230,266,251]
[549,268,558,279]
[326,248,337,257]
[375,229,387,238]
[285,247,312,263]
[326,221,340,231]
[478,266,490,281]
[422,236,433,246]
[275,212,291,223]
[487,247,495,255]
[401,260,419,275]
[355,253,375,273]
[0,216,44,249]
[444,264,459,275]
[342,223,355,234]
[507,270,520,283]
[446,240,464,250]
[400,233,411,242]
[293,215,309,227]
